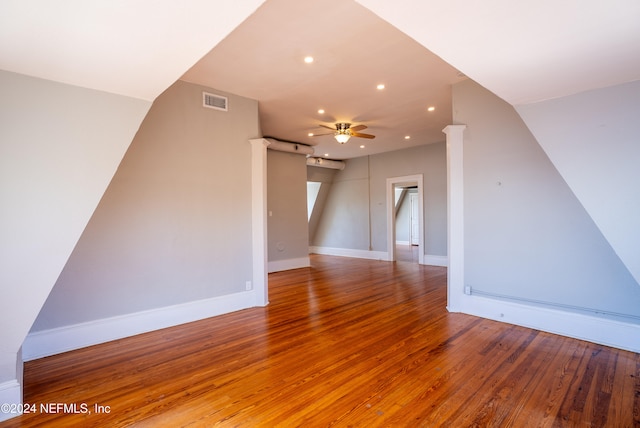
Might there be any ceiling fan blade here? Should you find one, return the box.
[310,132,333,136]
[352,132,375,139]
[318,124,337,131]
[350,125,367,132]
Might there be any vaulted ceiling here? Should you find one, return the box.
[181,0,466,159]
[2,0,639,160]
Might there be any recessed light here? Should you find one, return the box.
[318,109,325,114]
[360,145,365,148]
[304,56,314,64]
[308,133,314,137]
[404,135,411,140]
[376,84,385,90]
[427,106,435,112]
[324,153,329,157]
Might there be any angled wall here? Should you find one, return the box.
[0,71,150,394]
[311,143,447,261]
[355,0,640,289]
[1,3,268,417]
[452,79,640,349]
[26,81,260,356]
[307,166,337,244]
[516,81,640,286]
[312,156,372,252]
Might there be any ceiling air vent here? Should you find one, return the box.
[202,92,228,111]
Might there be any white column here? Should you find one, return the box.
[442,125,466,312]
[249,138,270,306]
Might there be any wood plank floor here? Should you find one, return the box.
[2,255,639,427]
[395,244,419,263]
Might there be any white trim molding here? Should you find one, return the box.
[424,255,448,267]
[456,294,640,353]
[23,291,258,361]
[443,125,466,311]
[249,138,270,306]
[0,380,21,422]
[309,246,388,261]
[268,257,310,273]
[386,174,425,265]
[310,246,447,267]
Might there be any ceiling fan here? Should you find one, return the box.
[314,123,375,144]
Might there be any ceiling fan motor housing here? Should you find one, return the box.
[336,123,351,132]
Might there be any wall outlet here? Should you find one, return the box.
[245,281,252,291]
[464,285,472,295]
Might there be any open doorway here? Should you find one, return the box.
[386,174,424,264]
[394,187,420,262]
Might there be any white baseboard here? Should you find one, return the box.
[0,380,21,422]
[449,294,640,353]
[268,256,310,273]
[23,291,260,361]
[395,240,410,245]
[424,255,448,267]
[309,246,389,261]
[309,247,449,267]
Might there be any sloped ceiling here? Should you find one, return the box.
[0,0,267,101]
[356,0,640,105]
[3,1,637,108]
[2,1,637,158]
[182,0,640,159]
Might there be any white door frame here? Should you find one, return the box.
[386,174,424,264]
[410,192,420,245]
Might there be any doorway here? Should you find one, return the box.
[410,192,420,245]
[386,174,424,264]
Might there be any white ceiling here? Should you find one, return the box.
[2,0,639,160]
[0,0,266,101]
[181,0,466,159]
[357,0,640,105]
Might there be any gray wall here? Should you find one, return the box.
[31,80,260,331]
[312,143,447,257]
[516,81,640,286]
[307,166,337,244]
[369,143,447,255]
[454,79,640,318]
[312,157,371,250]
[0,71,150,384]
[267,150,309,262]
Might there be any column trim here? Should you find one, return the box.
[443,125,466,311]
[249,138,270,306]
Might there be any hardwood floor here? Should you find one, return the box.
[3,255,638,427]
[395,244,419,263]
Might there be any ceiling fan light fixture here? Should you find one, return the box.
[335,133,350,144]
[334,122,352,144]
[312,122,373,144]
